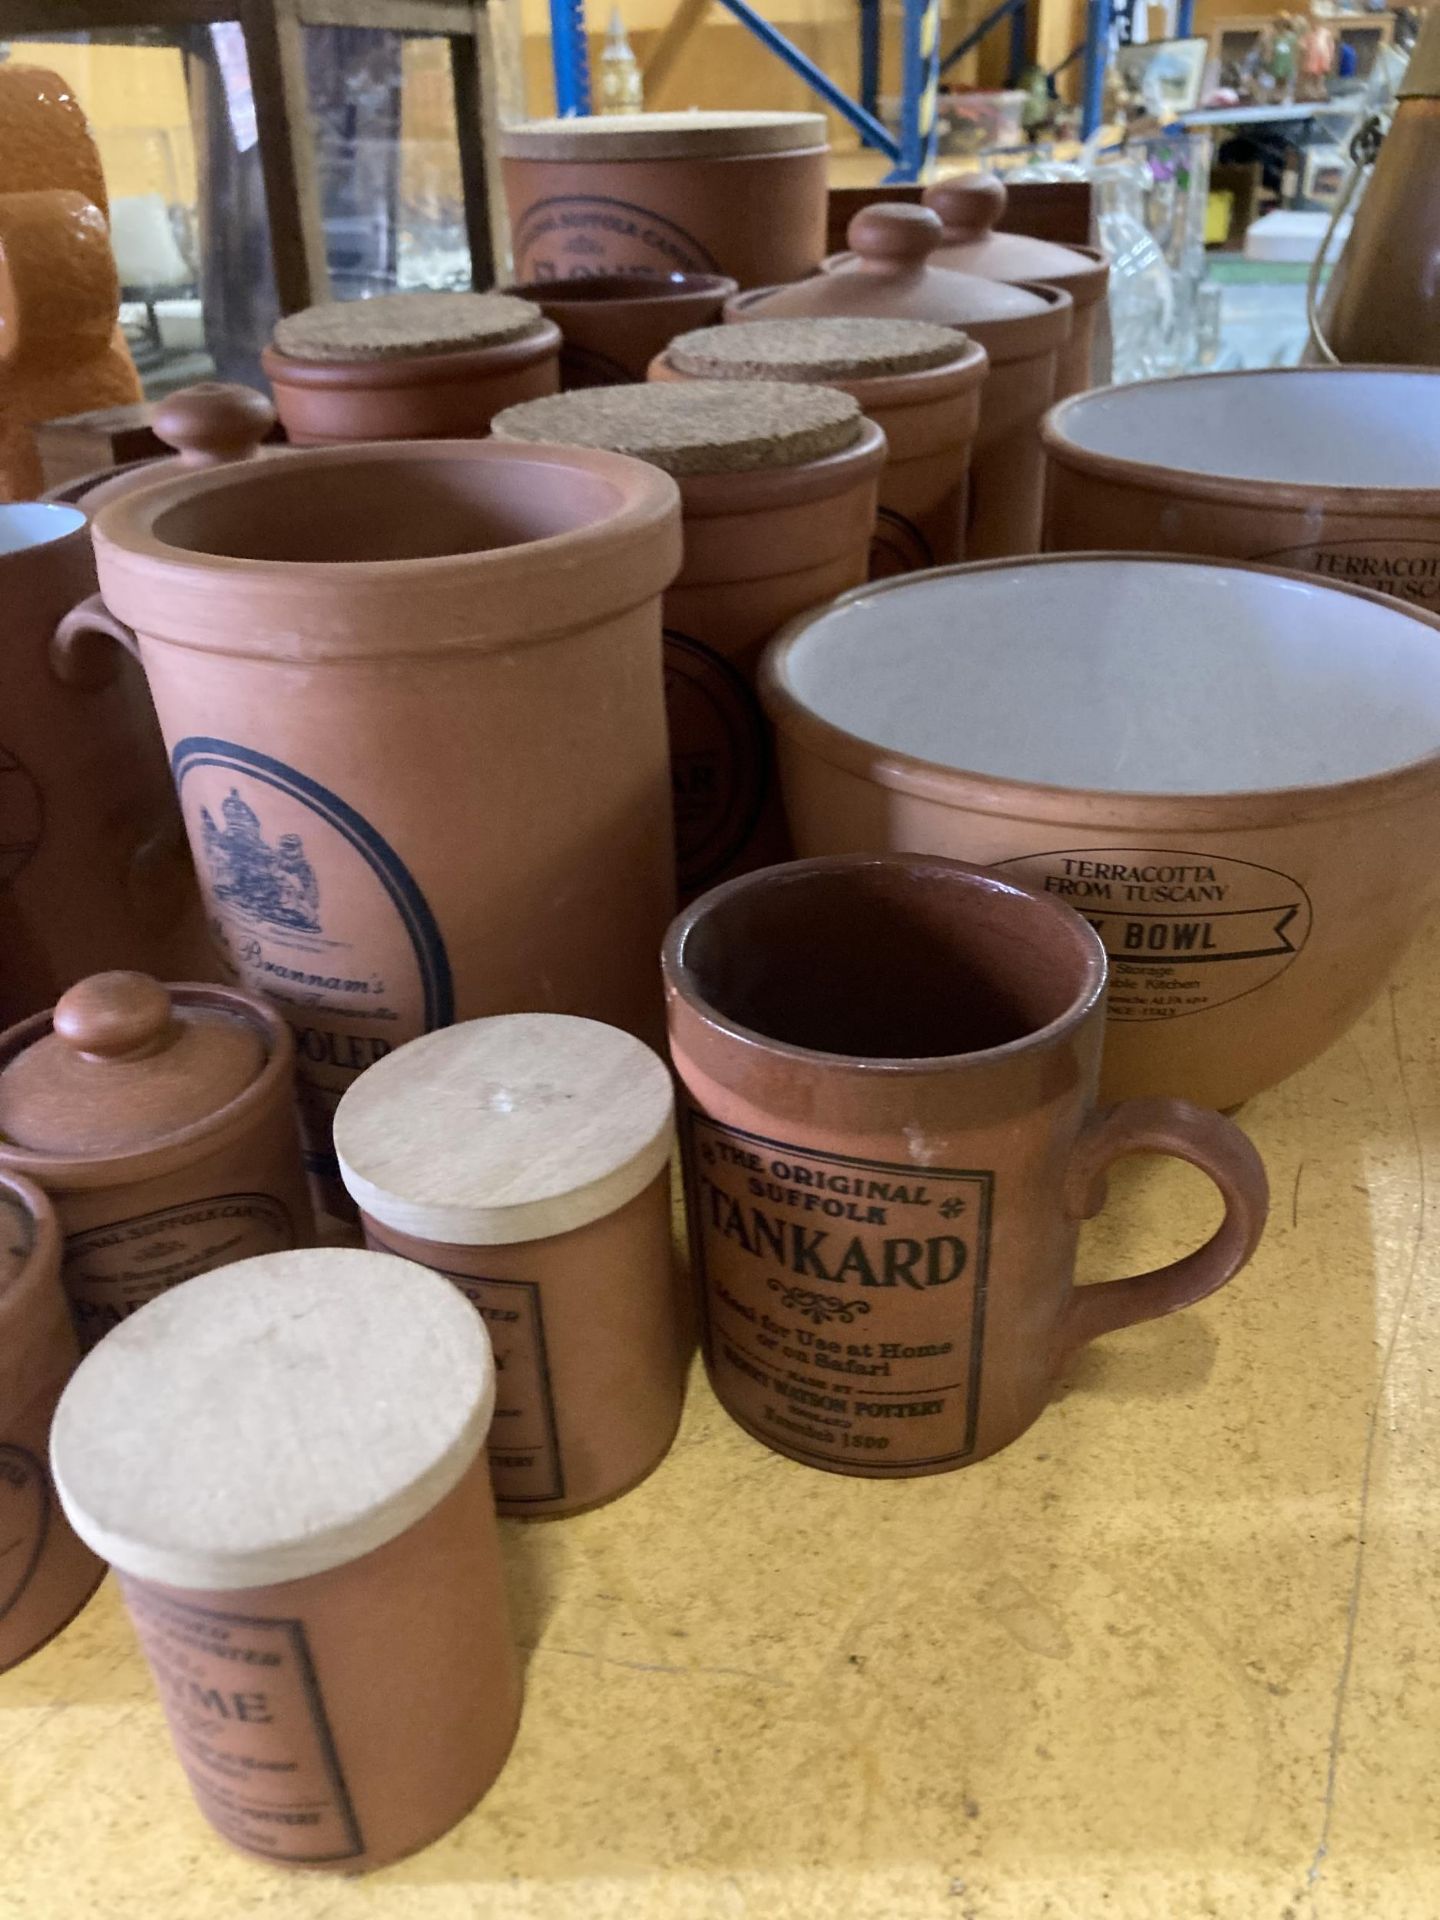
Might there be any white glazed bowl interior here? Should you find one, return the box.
[1054,370,1440,489]
[774,557,1440,796]
[0,502,85,555]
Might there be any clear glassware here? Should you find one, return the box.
[1090,157,1176,381]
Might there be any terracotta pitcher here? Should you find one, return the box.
[55,441,681,1211]
[0,501,206,1024]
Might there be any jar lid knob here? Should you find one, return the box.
[923,173,1008,240]
[152,382,275,469]
[846,203,944,269]
[53,972,175,1062]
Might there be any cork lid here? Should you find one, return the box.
[272,290,546,363]
[922,175,1108,301]
[500,110,827,161]
[666,315,967,381]
[491,379,861,476]
[51,1248,497,1590]
[0,973,266,1157]
[333,1013,674,1245]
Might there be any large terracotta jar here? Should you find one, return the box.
[1043,367,1440,606]
[727,204,1070,559]
[501,112,828,290]
[59,441,681,1211]
[492,380,883,898]
[652,315,988,574]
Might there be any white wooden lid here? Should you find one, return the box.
[333,1013,674,1246]
[51,1249,496,1591]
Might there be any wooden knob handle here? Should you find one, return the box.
[923,173,1008,240]
[846,203,944,268]
[53,971,174,1061]
[152,382,275,468]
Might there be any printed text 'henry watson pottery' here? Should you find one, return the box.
[0,971,313,1348]
[260,291,561,444]
[57,440,681,1212]
[501,111,828,292]
[664,853,1268,1477]
[51,1250,522,1872]
[492,380,883,897]
[652,315,987,576]
[0,502,207,1024]
[727,203,1071,559]
[758,555,1440,1112]
[1042,367,1440,607]
[0,1170,103,1672]
[506,272,738,387]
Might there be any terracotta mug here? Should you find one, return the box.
[664,854,1268,1477]
[506,272,738,387]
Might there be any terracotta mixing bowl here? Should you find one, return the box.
[1042,367,1440,608]
[760,553,1440,1109]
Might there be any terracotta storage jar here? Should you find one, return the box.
[0,1170,103,1671]
[1043,368,1440,607]
[728,204,1071,559]
[501,111,828,290]
[653,315,988,575]
[492,381,883,896]
[506,271,737,387]
[759,554,1440,1112]
[260,291,560,444]
[58,440,680,1210]
[0,970,312,1349]
[922,174,1108,396]
[335,1012,685,1516]
[0,501,207,1023]
[51,1248,522,1873]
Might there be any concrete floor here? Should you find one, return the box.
[5,910,1440,1917]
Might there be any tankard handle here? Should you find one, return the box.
[51,594,141,689]
[1059,1097,1269,1353]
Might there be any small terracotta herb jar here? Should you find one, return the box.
[1043,367,1440,606]
[0,1170,103,1672]
[501,111,828,290]
[260,291,560,444]
[492,380,883,895]
[506,272,738,387]
[653,316,988,575]
[334,1012,684,1516]
[922,175,1109,397]
[0,971,313,1349]
[727,204,1071,559]
[50,1248,521,1872]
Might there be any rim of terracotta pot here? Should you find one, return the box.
[1043,366,1440,512]
[507,272,739,313]
[0,985,297,1192]
[89,439,682,656]
[674,416,887,518]
[724,279,1071,365]
[259,319,561,392]
[663,850,1107,1075]
[758,551,1440,831]
[652,332,989,414]
[0,1167,63,1344]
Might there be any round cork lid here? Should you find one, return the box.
[491,379,861,476]
[666,315,967,381]
[0,973,266,1158]
[333,1013,674,1246]
[273,290,545,363]
[500,109,826,161]
[51,1248,497,1590]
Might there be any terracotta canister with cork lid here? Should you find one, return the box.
[727,203,1071,559]
[0,971,312,1349]
[921,174,1109,397]
[260,291,561,444]
[334,1013,686,1517]
[0,1170,103,1672]
[492,381,883,895]
[51,1248,522,1872]
[652,316,988,575]
[500,111,828,290]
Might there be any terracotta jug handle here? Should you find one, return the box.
[51,593,141,689]
[1059,1097,1268,1353]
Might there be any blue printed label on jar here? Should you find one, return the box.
[512,195,718,279]
[172,740,452,1176]
[664,631,771,894]
[0,1445,50,1627]
[869,506,934,579]
[0,740,43,884]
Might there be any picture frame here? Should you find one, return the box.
[1113,35,1211,118]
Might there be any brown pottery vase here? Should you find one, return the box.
[506,271,737,387]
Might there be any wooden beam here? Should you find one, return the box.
[640,0,712,105]
[450,13,499,289]
[240,0,332,314]
[0,0,233,26]
[296,0,475,30]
